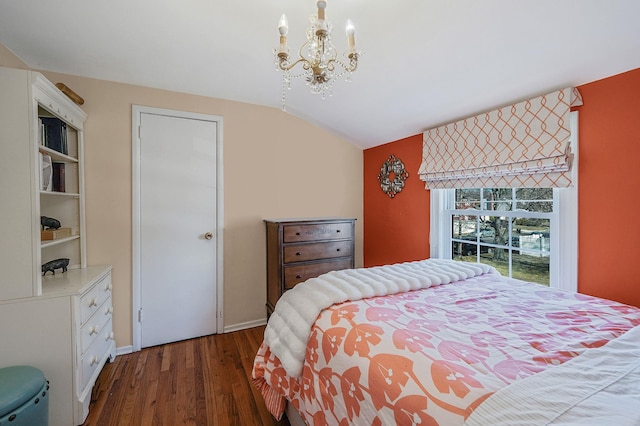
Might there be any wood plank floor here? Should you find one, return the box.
[82,326,291,426]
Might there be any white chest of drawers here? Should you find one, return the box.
[0,265,115,425]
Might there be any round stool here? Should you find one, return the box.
[0,366,49,426]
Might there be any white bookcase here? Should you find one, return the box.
[0,66,87,299]
[0,67,114,425]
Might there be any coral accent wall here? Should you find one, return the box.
[577,68,640,308]
[363,135,430,267]
[363,67,640,307]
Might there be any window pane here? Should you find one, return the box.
[452,241,479,259]
[513,218,550,254]
[478,248,509,276]
[483,188,512,211]
[480,216,508,246]
[516,188,553,213]
[452,214,478,259]
[455,188,480,209]
[513,253,550,286]
[452,214,477,239]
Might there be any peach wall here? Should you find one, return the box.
[577,68,640,308]
[363,135,429,267]
[1,50,363,348]
[0,43,28,69]
[363,69,640,308]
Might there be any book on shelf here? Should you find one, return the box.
[38,118,45,146]
[40,154,53,191]
[40,117,68,155]
[52,162,65,192]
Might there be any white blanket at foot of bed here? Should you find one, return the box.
[264,258,496,378]
[465,325,640,426]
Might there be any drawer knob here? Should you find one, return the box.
[296,275,302,279]
[89,325,99,335]
[296,252,301,256]
[106,331,115,341]
[90,355,99,366]
[336,248,341,252]
[104,283,112,291]
[104,306,113,315]
[295,232,300,236]
[89,298,98,307]
[336,229,341,233]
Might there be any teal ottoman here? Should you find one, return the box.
[0,366,49,426]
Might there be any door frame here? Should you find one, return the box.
[131,105,224,352]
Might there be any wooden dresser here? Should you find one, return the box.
[265,218,355,316]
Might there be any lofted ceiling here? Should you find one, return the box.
[1,0,639,149]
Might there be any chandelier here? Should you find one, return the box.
[275,0,360,110]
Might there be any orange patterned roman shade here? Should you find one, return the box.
[418,88,583,189]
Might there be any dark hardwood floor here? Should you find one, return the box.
[82,326,291,426]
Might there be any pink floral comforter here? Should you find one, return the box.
[253,272,640,425]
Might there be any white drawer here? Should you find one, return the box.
[95,274,113,308]
[80,319,114,391]
[79,274,112,325]
[79,301,113,355]
[79,285,99,325]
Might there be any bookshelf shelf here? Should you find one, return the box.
[41,235,80,249]
[40,190,80,198]
[39,145,78,163]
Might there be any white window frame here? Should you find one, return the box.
[430,112,578,292]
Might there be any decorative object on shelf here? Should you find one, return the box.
[55,82,85,105]
[275,0,361,110]
[41,258,69,276]
[41,227,72,241]
[41,216,61,230]
[378,154,409,198]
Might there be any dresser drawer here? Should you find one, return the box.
[80,319,114,391]
[80,301,113,355]
[79,285,99,325]
[284,258,353,289]
[283,222,352,243]
[79,274,112,325]
[283,240,352,263]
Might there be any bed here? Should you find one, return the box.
[252,259,640,425]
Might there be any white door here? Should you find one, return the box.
[138,111,218,348]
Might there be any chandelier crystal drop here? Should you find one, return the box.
[275,0,361,110]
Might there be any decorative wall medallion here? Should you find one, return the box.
[378,154,409,198]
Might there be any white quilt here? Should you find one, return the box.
[465,325,640,426]
[263,258,496,377]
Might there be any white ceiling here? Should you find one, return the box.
[1,0,639,149]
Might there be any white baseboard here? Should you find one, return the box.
[116,345,133,356]
[223,318,267,333]
[116,320,266,355]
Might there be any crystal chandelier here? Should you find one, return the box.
[275,0,361,110]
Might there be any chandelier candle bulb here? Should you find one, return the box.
[278,14,289,54]
[317,0,327,20]
[346,19,356,50]
[278,14,288,35]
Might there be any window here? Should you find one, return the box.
[449,188,553,285]
[431,186,577,291]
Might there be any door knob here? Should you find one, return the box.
[204,232,213,240]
